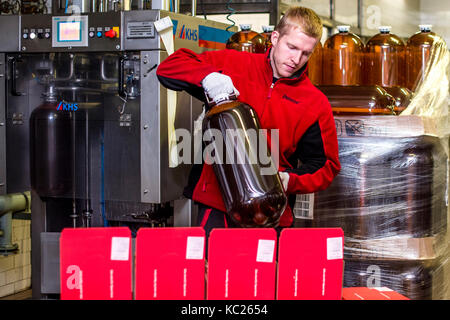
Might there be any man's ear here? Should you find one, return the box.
[271,30,280,47]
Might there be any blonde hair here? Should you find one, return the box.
[275,6,323,40]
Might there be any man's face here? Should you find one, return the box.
[270,26,319,79]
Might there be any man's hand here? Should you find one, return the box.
[279,172,289,192]
[201,72,239,103]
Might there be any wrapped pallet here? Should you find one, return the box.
[294,35,450,300]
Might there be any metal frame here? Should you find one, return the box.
[0,10,234,299]
[0,53,5,196]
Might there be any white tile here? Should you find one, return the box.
[14,279,31,292]
[0,283,15,298]
[0,272,6,286]
[0,256,14,271]
[5,269,17,284]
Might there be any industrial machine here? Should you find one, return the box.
[0,7,234,299]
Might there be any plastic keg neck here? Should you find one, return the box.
[262,25,274,33]
[379,26,392,34]
[337,25,350,33]
[240,24,252,31]
[419,24,432,32]
[205,92,238,108]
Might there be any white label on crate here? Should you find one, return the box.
[110,237,130,261]
[256,239,275,263]
[186,236,204,260]
[327,237,343,260]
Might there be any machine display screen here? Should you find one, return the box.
[58,21,82,42]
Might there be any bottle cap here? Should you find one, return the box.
[240,24,252,31]
[419,24,432,32]
[262,25,275,33]
[379,26,392,33]
[337,25,350,33]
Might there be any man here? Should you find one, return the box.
[157,6,341,237]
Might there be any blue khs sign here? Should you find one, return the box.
[179,24,198,41]
[57,101,78,111]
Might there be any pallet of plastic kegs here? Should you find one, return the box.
[294,25,450,300]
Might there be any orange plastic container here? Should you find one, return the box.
[307,41,323,85]
[382,86,412,114]
[316,85,396,116]
[322,26,365,85]
[364,26,406,88]
[226,24,266,53]
[406,25,438,91]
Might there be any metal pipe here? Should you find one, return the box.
[0,191,30,217]
[83,109,92,228]
[56,55,75,81]
[70,111,78,228]
[330,0,335,20]
[0,192,30,255]
[357,0,362,31]
[0,213,17,254]
[91,0,98,12]
[101,56,117,82]
[191,0,196,16]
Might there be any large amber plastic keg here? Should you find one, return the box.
[323,26,365,85]
[406,25,438,91]
[316,85,396,115]
[307,41,323,85]
[203,94,287,227]
[365,26,406,87]
[226,24,266,53]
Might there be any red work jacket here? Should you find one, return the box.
[157,48,341,226]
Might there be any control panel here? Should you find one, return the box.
[20,12,123,52]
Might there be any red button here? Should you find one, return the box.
[104,29,116,38]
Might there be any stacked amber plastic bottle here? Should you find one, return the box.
[364,26,406,88]
[307,40,322,86]
[322,25,365,86]
[320,26,396,115]
[226,24,266,53]
[406,25,438,91]
[260,25,274,51]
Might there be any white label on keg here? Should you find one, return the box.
[327,237,343,260]
[111,237,130,261]
[186,236,204,260]
[256,239,275,263]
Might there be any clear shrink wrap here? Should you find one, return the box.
[400,33,450,141]
[294,38,450,300]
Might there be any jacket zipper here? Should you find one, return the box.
[267,82,275,99]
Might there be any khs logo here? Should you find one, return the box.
[57,101,78,111]
[179,25,198,41]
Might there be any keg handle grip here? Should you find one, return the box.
[205,91,237,108]
[9,57,23,96]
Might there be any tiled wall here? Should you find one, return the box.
[0,218,31,298]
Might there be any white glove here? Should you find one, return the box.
[279,172,290,192]
[201,72,240,104]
